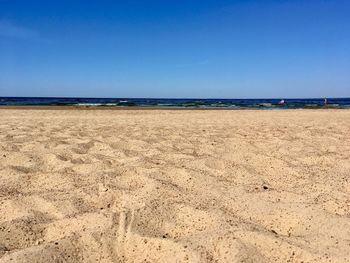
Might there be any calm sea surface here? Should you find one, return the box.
[1,97,349,109]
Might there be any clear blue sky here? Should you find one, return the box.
[0,0,349,98]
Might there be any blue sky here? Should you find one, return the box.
[0,0,349,98]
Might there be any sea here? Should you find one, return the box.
[0,97,349,109]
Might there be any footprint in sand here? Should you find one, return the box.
[104,193,201,262]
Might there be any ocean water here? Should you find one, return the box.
[0,97,350,109]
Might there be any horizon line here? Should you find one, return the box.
[1,96,349,100]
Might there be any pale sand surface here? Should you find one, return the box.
[0,109,349,262]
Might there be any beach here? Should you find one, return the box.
[0,108,349,262]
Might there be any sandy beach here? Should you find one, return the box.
[0,109,349,263]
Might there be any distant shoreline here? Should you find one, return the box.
[0,105,347,111]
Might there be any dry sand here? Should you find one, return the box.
[0,109,349,263]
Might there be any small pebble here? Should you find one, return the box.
[98,184,108,192]
[270,229,278,235]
